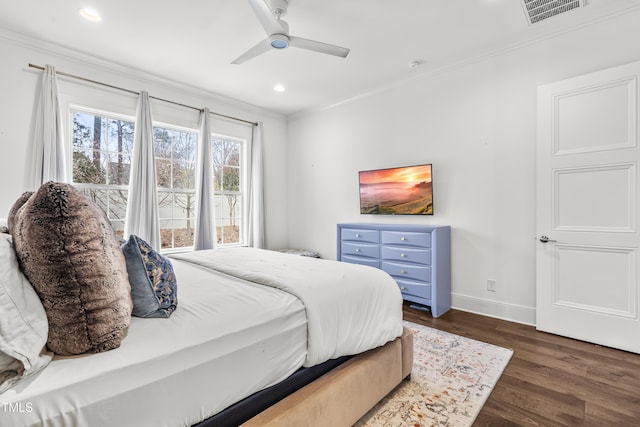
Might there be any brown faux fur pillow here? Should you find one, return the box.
[9,182,132,355]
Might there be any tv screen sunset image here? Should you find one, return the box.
[359,164,433,215]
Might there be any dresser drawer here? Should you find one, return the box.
[396,278,432,302]
[381,246,431,265]
[341,228,380,244]
[382,260,431,283]
[341,242,379,259]
[341,254,380,269]
[381,231,431,248]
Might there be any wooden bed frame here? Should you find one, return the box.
[242,326,414,427]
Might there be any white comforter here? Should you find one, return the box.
[171,247,404,367]
[2,259,309,427]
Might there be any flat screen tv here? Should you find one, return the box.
[359,164,433,215]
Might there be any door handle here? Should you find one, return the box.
[539,235,557,243]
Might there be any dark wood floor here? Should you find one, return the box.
[403,303,640,426]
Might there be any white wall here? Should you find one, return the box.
[287,9,640,324]
[0,30,289,250]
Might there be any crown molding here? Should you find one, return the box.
[0,27,286,123]
[289,3,640,121]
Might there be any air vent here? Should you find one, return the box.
[520,0,585,25]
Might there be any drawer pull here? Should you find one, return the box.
[400,270,407,274]
[355,248,360,253]
[355,234,361,238]
[400,237,406,241]
[400,286,406,291]
[400,253,406,258]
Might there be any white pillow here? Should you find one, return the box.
[0,234,52,393]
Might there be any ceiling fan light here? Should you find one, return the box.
[269,34,290,49]
[271,40,288,49]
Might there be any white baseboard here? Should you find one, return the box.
[451,293,536,326]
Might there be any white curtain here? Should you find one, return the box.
[30,64,67,189]
[194,108,216,250]
[247,122,265,248]
[124,91,161,249]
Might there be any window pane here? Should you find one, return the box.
[159,219,174,249]
[107,119,134,153]
[72,109,134,236]
[232,197,241,218]
[72,112,105,151]
[156,159,172,188]
[214,194,224,214]
[73,113,134,154]
[217,223,240,244]
[223,166,240,191]
[154,128,172,159]
[174,192,196,219]
[107,153,131,185]
[157,191,174,220]
[73,149,106,184]
[216,194,231,217]
[173,132,196,161]
[174,226,194,248]
[159,208,196,249]
[212,138,224,164]
[215,193,241,245]
[225,141,240,167]
[72,111,95,150]
[220,194,240,219]
[173,161,194,189]
[211,135,244,246]
[154,126,198,250]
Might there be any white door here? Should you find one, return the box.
[536,61,640,353]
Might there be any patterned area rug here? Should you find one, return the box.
[354,321,513,427]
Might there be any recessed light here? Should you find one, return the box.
[273,84,285,92]
[79,8,102,22]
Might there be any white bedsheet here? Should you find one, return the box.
[1,259,307,427]
[171,248,404,367]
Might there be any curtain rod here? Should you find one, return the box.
[28,63,258,127]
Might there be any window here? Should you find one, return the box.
[71,107,249,250]
[212,135,245,245]
[154,126,197,250]
[71,109,134,237]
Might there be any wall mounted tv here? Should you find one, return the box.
[359,164,433,215]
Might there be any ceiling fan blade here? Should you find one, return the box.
[248,0,288,36]
[231,38,273,64]
[288,36,350,58]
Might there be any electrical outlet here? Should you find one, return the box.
[487,279,497,292]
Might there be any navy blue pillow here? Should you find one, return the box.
[121,235,177,318]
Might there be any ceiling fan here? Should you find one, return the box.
[232,0,350,64]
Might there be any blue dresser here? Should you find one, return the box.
[337,223,451,317]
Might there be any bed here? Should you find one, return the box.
[1,218,413,426]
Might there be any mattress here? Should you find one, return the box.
[1,259,308,427]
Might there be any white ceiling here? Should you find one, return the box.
[1,0,639,115]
